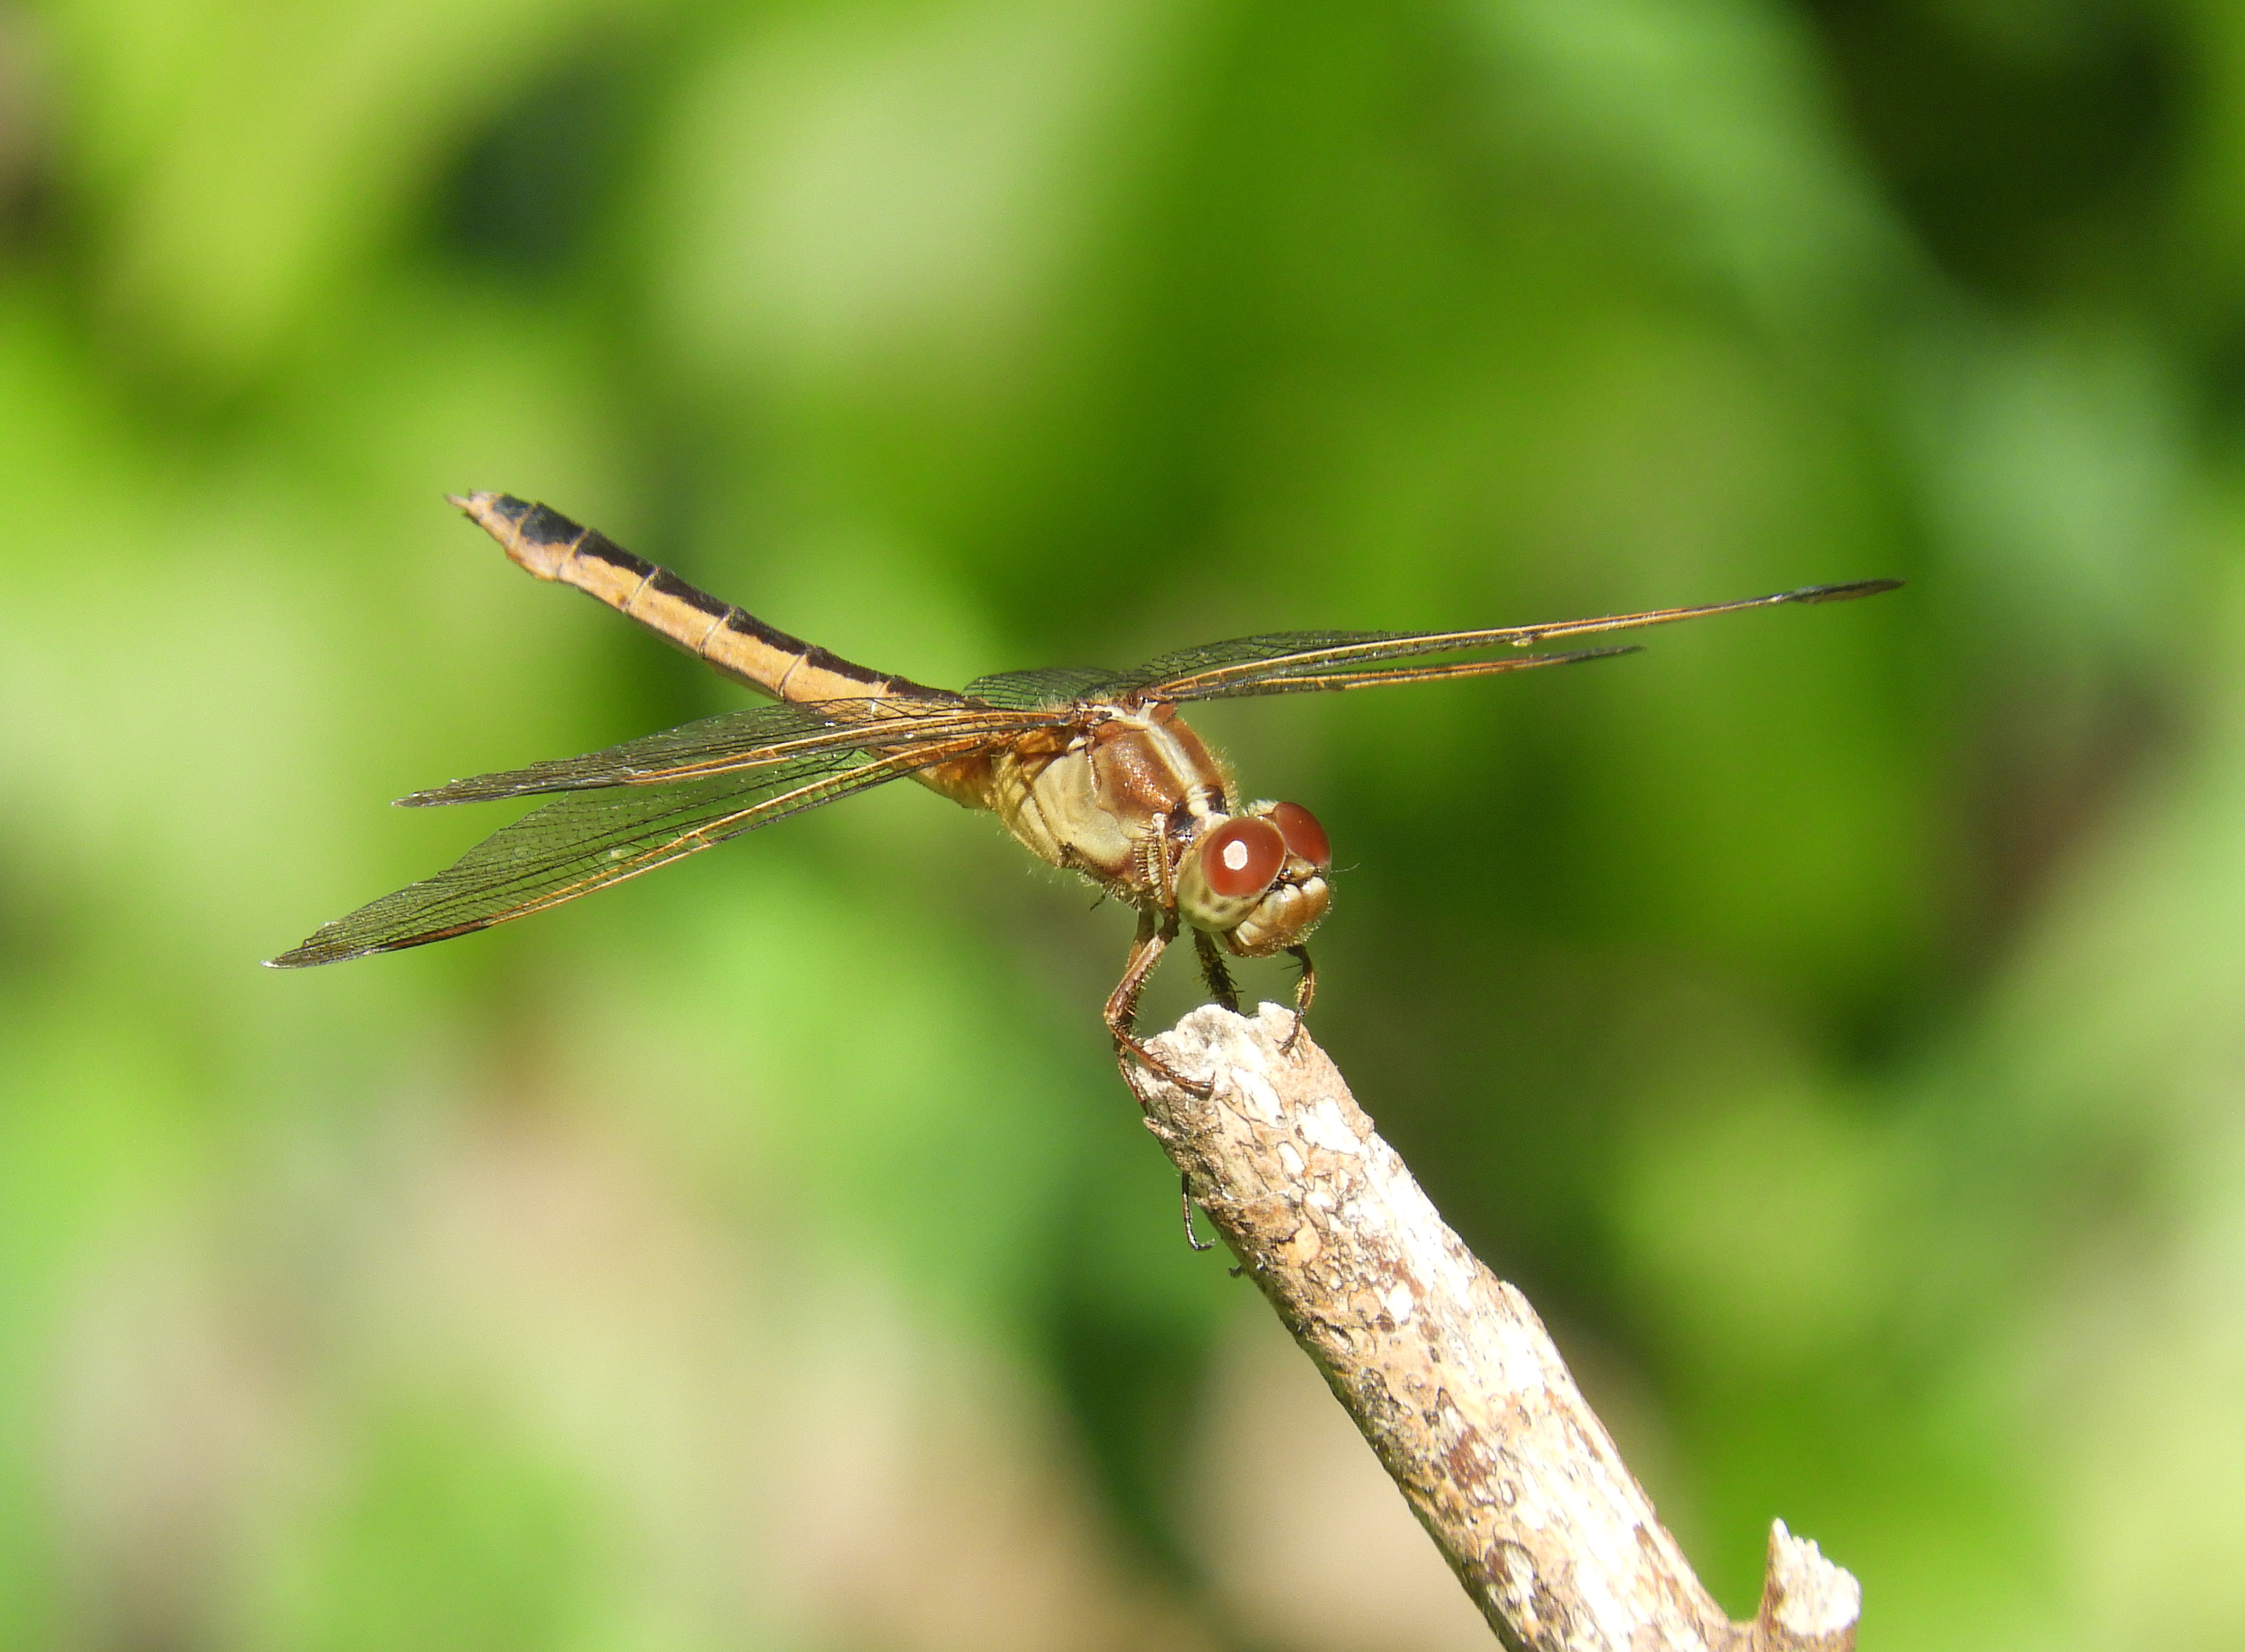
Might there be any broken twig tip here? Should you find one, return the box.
[1757,1518,1862,1649]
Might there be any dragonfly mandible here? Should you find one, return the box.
[271,495,1898,1095]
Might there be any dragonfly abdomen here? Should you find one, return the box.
[451,492,951,708]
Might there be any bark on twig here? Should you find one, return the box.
[1129,1004,1860,1652]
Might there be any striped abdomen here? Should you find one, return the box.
[451,492,952,707]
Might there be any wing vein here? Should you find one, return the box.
[1126,582,1899,702]
[269,734,990,967]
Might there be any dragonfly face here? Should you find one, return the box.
[271,493,1898,1099]
[1174,803,1332,954]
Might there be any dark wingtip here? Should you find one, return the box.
[1789,578,1903,604]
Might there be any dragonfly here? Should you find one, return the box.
[272,494,1898,1101]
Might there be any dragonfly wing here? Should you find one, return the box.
[268,736,980,967]
[402,698,1071,804]
[1167,646,1644,700]
[961,666,1134,709]
[1126,581,1900,702]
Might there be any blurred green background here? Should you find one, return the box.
[1,0,2240,1647]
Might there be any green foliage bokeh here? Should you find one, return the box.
[3,1,2243,1647]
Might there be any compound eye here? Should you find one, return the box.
[1268,800,1331,868]
[1201,816,1287,898]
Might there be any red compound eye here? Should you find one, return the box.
[1200,816,1287,897]
[1268,800,1331,868]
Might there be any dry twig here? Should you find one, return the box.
[1128,1004,1860,1652]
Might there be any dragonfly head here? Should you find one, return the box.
[1176,800,1332,956]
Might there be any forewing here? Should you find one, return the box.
[1126,582,1899,701]
[1166,646,1644,699]
[1117,630,1395,691]
[961,666,1132,710]
[268,738,977,967]
[403,698,1066,804]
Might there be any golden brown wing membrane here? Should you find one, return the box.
[400,698,1067,804]
[267,736,988,967]
[1128,581,1899,702]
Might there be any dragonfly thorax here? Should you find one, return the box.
[978,696,1334,952]
[979,703,1332,950]
[986,701,1229,884]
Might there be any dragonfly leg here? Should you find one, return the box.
[1281,945,1316,1054]
[1106,913,1213,1097]
[1193,927,1241,1014]
[1180,1169,1214,1252]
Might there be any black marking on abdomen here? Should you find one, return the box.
[518,501,585,546]
[576,528,656,582]
[719,608,937,695]
[648,565,729,618]
[487,493,953,701]
[800,642,891,687]
[478,494,536,533]
[722,606,848,671]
